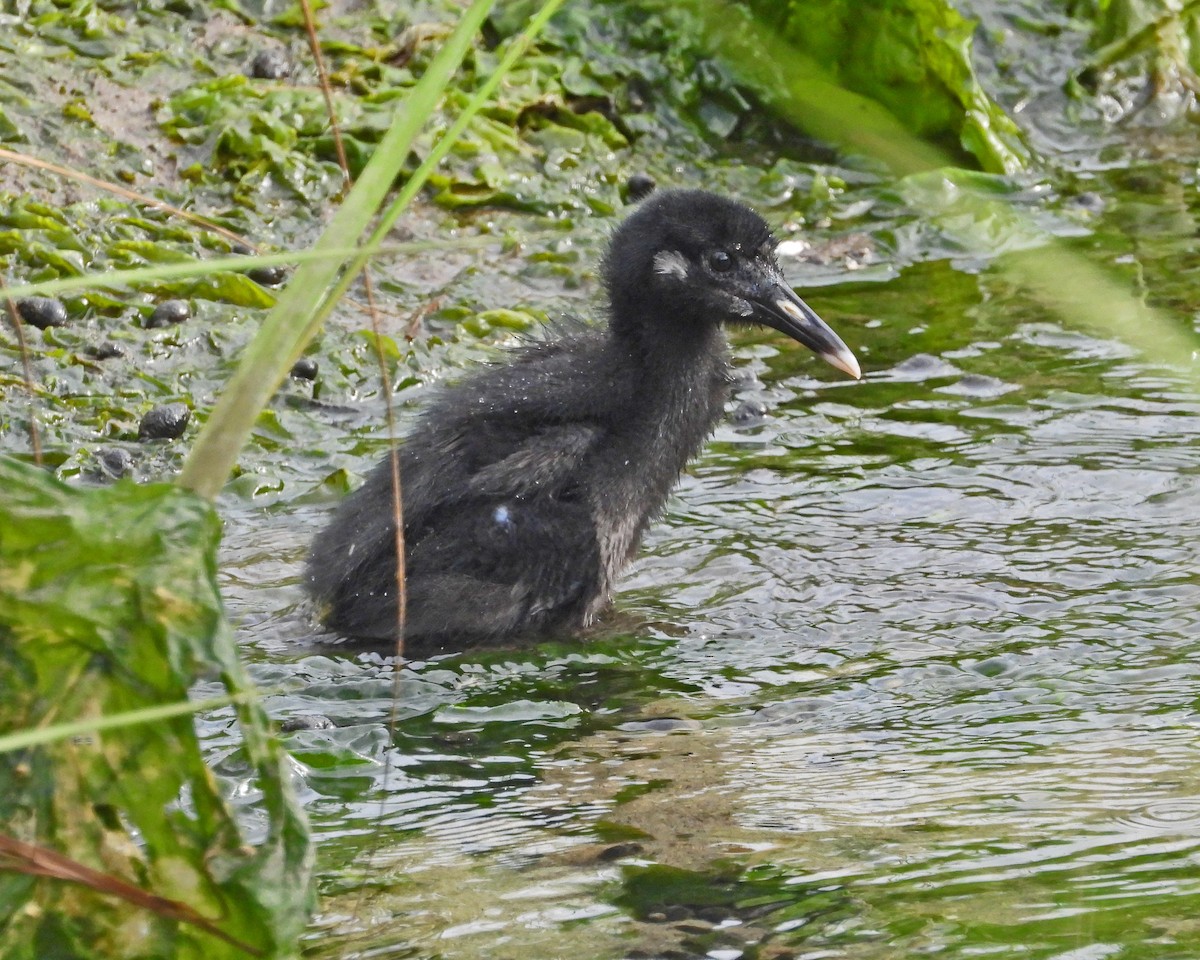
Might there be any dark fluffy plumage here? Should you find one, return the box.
[307,190,859,652]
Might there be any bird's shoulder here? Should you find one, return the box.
[423,321,632,425]
[398,323,623,508]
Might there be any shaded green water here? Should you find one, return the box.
[202,166,1200,959]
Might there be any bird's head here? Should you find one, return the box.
[602,189,861,379]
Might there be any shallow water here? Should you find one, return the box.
[206,180,1200,960]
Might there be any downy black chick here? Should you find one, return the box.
[307,189,860,651]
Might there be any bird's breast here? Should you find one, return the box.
[586,361,730,602]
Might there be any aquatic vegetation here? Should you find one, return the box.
[0,458,311,959]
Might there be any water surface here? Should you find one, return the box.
[212,176,1200,960]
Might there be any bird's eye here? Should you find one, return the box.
[708,250,734,272]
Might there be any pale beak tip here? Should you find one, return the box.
[824,348,862,381]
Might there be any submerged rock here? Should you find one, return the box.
[290,358,319,380]
[146,299,191,328]
[1066,191,1105,215]
[16,297,68,329]
[97,447,134,478]
[249,48,292,80]
[89,342,126,360]
[248,264,288,287]
[230,242,287,285]
[138,403,190,440]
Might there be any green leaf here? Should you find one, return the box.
[730,0,1030,173]
[0,457,313,958]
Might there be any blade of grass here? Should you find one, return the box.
[298,0,351,198]
[178,0,496,501]
[0,688,281,754]
[0,238,495,302]
[1001,245,1200,373]
[0,146,252,248]
[309,0,571,329]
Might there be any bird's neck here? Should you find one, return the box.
[606,316,732,434]
[609,302,729,372]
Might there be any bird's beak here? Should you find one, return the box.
[752,283,861,380]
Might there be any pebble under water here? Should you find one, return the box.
[205,211,1200,960]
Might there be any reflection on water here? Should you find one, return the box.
[212,198,1200,958]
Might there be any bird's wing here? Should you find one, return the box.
[466,421,601,499]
